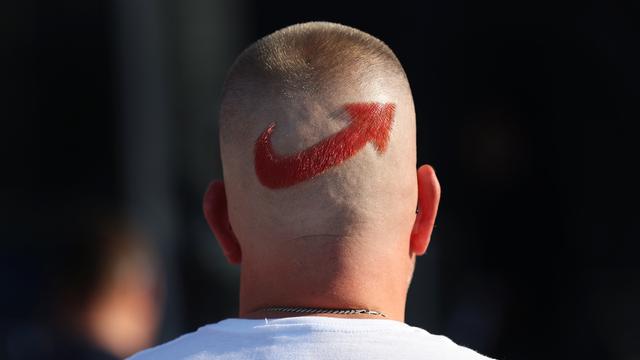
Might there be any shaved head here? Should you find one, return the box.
[219,22,417,258]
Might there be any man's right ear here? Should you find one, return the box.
[203,181,242,264]
[410,165,441,256]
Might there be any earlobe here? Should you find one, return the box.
[410,165,441,256]
[203,181,242,264]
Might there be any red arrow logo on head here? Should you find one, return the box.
[254,102,395,189]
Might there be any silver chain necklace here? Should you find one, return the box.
[261,306,386,317]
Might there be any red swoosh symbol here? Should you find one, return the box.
[254,102,395,189]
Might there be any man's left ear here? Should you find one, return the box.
[410,165,441,256]
[203,181,242,264]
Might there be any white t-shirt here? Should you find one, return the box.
[128,316,494,360]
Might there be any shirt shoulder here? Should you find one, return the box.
[126,328,209,360]
[397,324,495,360]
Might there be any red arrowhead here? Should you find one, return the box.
[254,102,395,189]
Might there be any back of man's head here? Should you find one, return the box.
[216,22,419,261]
[127,22,494,360]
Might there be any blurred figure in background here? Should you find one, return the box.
[3,201,162,359]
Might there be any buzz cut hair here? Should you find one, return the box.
[219,22,409,144]
[221,21,407,108]
[216,22,417,244]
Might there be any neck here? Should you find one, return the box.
[238,241,412,321]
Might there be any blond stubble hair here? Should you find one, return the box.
[218,22,417,252]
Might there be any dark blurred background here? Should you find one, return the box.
[2,0,639,359]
